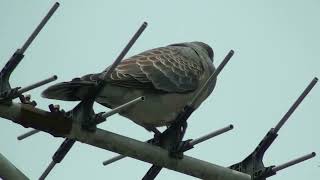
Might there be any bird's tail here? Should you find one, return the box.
[41,79,96,101]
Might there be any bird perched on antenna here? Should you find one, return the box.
[42,41,216,132]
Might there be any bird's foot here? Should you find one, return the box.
[169,139,192,159]
[67,99,97,132]
[92,112,105,124]
[81,111,97,132]
[146,127,162,145]
[19,94,37,106]
[81,119,96,132]
[82,112,105,132]
[49,104,66,114]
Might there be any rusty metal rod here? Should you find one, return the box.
[17,96,144,140]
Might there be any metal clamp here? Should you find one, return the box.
[229,77,318,180]
[0,2,59,103]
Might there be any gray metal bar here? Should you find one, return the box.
[274,77,318,133]
[17,129,40,140]
[190,50,234,107]
[69,127,250,180]
[0,102,251,180]
[272,152,316,172]
[102,124,234,166]
[39,161,56,180]
[190,124,233,146]
[20,2,60,54]
[18,75,57,94]
[104,22,147,78]
[0,153,29,180]
[101,96,144,119]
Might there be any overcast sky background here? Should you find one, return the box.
[0,0,319,179]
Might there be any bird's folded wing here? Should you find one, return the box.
[84,46,203,93]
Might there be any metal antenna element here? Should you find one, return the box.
[39,139,75,180]
[20,2,60,54]
[190,50,234,107]
[16,22,148,141]
[103,154,126,166]
[2,2,316,178]
[230,77,318,180]
[39,161,55,180]
[190,124,233,146]
[17,129,40,140]
[102,124,233,166]
[38,22,148,179]
[140,51,235,180]
[38,97,146,177]
[98,96,144,121]
[0,2,59,101]
[0,75,57,102]
[155,50,235,158]
[274,77,318,133]
[38,98,145,178]
[272,152,316,172]
[18,75,57,94]
[104,22,148,78]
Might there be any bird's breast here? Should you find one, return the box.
[96,85,199,127]
[120,92,193,127]
[96,67,214,127]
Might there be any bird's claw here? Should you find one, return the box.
[80,107,98,132]
[49,104,65,114]
[19,94,37,106]
[81,112,104,132]
[81,120,96,132]
[147,132,162,145]
[169,139,192,159]
[92,112,105,124]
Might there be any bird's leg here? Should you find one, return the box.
[146,105,194,158]
[67,97,96,132]
[144,126,162,145]
[164,105,194,158]
[141,121,190,180]
[141,103,195,179]
[80,99,96,132]
[144,126,161,135]
[163,120,189,159]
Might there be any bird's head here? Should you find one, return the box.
[191,42,214,61]
[169,41,214,62]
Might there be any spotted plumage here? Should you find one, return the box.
[42,41,216,128]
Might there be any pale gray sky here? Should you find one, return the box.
[0,0,319,179]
